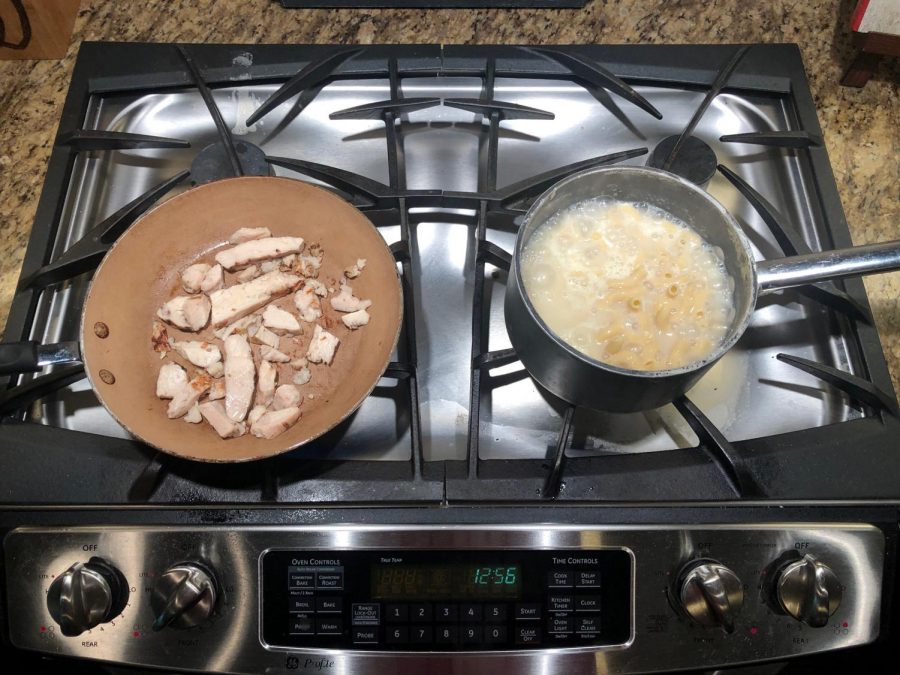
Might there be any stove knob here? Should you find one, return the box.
[46,557,129,637]
[677,560,744,633]
[151,562,217,630]
[775,554,842,627]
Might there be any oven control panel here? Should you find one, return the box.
[261,549,631,649]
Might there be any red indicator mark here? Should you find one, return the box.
[39,626,46,633]
[749,626,759,635]
[842,622,849,628]
[133,631,141,638]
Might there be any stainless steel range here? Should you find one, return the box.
[1,42,898,674]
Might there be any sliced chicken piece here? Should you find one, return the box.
[273,384,301,410]
[261,345,291,362]
[200,264,224,292]
[235,264,260,283]
[344,258,367,279]
[208,379,226,401]
[156,362,188,399]
[229,226,271,244]
[260,259,280,274]
[248,404,268,425]
[213,314,261,341]
[293,243,324,278]
[151,320,171,355]
[341,308,370,330]
[250,324,280,349]
[199,401,246,438]
[292,367,312,386]
[206,361,224,379]
[293,285,322,323]
[262,305,301,333]
[209,270,300,327]
[215,236,305,271]
[306,324,340,365]
[172,340,222,369]
[305,279,327,297]
[157,295,211,332]
[250,406,302,440]
[184,403,202,424]
[167,374,212,419]
[330,282,372,313]
[256,360,277,407]
[181,263,211,294]
[281,254,296,268]
[224,334,255,422]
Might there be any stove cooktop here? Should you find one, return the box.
[1,42,898,506]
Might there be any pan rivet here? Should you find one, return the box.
[98,369,116,385]
[94,322,109,339]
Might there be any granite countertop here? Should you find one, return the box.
[0,0,897,390]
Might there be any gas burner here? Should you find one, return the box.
[645,134,717,185]
[190,140,271,186]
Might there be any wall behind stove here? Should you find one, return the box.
[0,0,897,391]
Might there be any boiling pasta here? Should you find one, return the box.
[520,199,735,371]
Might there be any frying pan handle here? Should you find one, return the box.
[0,341,41,375]
[757,240,900,295]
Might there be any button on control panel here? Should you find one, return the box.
[262,549,632,650]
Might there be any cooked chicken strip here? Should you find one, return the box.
[208,378,226,400]
[181,263,211,294]
[281,254,296,268]
[293,285,322,323]
[273,384,301,410]
[292,367,311,386]
[200,264,224,292]
[330,282,372,313]
[206,361,224,378]
[152,320,171,354]
[209,270,300,327]
[250,406,302,440]
[262,305,301,333]
[156,362,188,399]
[157,295,211,331]
[256,360,277,407]
[249,324,280,349]
[305,279,327,297]
[224,335,255,422]
[235,265,260,283]
[341,308,370,330]
[248,404,268,425]
[213,314,260,341]
[306,324,340,365]
[228,227,271,244]
[167,374,212,419]
[293,244,323,278]
[184,403,202,424]
[344,258,367,279]
[260,259,280,274]
[215,236,305,271]
[172,340,222,369]
[260,345,291,362]
[199,401,246,438]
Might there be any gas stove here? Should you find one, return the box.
[1,42,898,674]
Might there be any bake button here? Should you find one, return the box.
[316,617,343,635]
[435,625,458,644]
[578,616,601,634]
[316,596,343,614]
[289,614,314,635]
[289,594,314,613]
[575,595,602,613]
[316,572,343,590]
[514,603,542,620]
[386,626,409,644]
[484,603,507,622]
[576,570,601,588]
[515,625,541,645]
[547,594,574,612]
[548,570,574,588]
[435,603,458,622]
[410,603,433,622]
[410,625,434,643]
[485,625,508,644]
[352,603,381,626]
[461,625,483,643]
[352,627,379,644]
[288,571,315,589]
[460,604,482,621]
[385,604,409,623]
[547,615,574,633]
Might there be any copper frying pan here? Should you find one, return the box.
[0,177,402,462]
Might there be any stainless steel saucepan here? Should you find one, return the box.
[504,166,900,412]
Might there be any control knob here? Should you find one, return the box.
[151,562,218,630]
[46,557,129,637]
[676,559,743,633]
[774,554,842,628]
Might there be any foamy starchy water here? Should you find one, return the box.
[521,199,735,371]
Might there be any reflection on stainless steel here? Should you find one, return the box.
[36,341,81,368]
[30,77,861,457]
[776,555,843,628]
[5,524,883,674]
[150,563,217,631]
[677,561,743,633]
[46,562,114,637]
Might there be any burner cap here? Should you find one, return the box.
[190,141,271,186]
[646,135,717,186]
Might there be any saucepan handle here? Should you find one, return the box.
[0,341,82,376]
[757,240,900,295]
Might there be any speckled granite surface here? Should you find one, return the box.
[0,0,897,388]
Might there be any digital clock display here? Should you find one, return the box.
[372,564,522,600]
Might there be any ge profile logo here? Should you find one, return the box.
[285,655,300,670]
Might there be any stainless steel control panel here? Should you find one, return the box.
[3,524,885,675]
